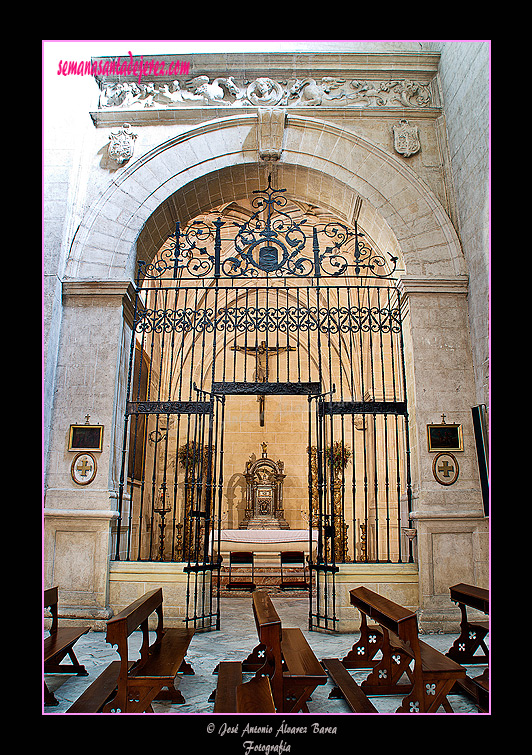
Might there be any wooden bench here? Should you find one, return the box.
[44,586,90,706]
[349,586,466,713]
[322,658,377,713]
[446,583,489,712]
[446,583,489,664]
[241,590,327,712]
[237,674,276,713]
[66,588,195,713]
[213,661,275,713]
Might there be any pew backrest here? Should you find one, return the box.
[350,586,421,660]
[251,590,284,709]
[44,586,59,634]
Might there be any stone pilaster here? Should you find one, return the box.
[44,281,135,625]
[398,276,488,630]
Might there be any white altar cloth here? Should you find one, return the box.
[218,529,317,554]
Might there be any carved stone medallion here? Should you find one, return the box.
[71,452,97,485]
[108,123,137,164]
[246,78,284,106]
[393,119,420,157]
[432,452,459,486]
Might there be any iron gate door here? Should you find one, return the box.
[115,278,227,631]
[306,280,412,631]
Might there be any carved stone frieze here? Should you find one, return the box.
[98,76,435,110]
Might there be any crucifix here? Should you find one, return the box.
[231,339,296,425]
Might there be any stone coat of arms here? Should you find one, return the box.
[393,119,420,157]
[108,123,137,164]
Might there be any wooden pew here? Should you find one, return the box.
[241,590,327,713]
[213,661,275,713]
[446,583,489,664]
[322,658,377,713]
[67,588,195,713]
[349,586,466,713]
[213,661,242,712]
[44,586,90,706]
[446,583,489,712]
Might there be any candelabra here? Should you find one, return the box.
[153,484,171,561]
[359,522,367,562]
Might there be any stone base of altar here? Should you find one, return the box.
[219,551,310,591]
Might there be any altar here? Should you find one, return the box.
[218,529,318,557]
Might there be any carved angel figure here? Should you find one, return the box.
[246,77,283,106]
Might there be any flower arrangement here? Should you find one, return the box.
[325,441,352,475]
[177,441,212,470]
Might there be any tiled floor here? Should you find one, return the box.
[44,595,487,715]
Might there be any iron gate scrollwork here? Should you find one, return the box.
[114,176,412,632]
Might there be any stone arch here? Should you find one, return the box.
[66,114,464,281]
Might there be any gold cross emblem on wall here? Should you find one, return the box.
[437,459,454,477]
[76,457,92,477]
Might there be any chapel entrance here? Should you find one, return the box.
[113,176,412,632]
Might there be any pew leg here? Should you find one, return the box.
[446,605,489,664]
[441,697,454,713]
[241,643,268,672]
[44,647,89,677]
[44,680,59,706]
[154,681,186,704]
[397,678,456,713]
[179,659,195,675]
[360,630,412,696]
[283,685,315,713]
[341,614,383,670]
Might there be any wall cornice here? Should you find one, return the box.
[92,51,441,84]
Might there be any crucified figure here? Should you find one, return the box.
[230,340,295,425]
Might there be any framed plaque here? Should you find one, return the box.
[427,423,463,452]
[68,424,103,452]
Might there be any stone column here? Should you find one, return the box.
[43,281,135,627]
[399,276,489,631]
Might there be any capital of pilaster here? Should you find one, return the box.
[398,275,469,297]
[61,279,136,326]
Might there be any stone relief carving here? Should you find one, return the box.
[257,108,286,161]
[392,119,421,157]
[247,77,284,106]
[108,122,137,164]
[98,76,434,110]
[287,78,348,106]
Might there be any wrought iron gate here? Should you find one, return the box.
[306,282,412,631]
[114,176,412,632]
